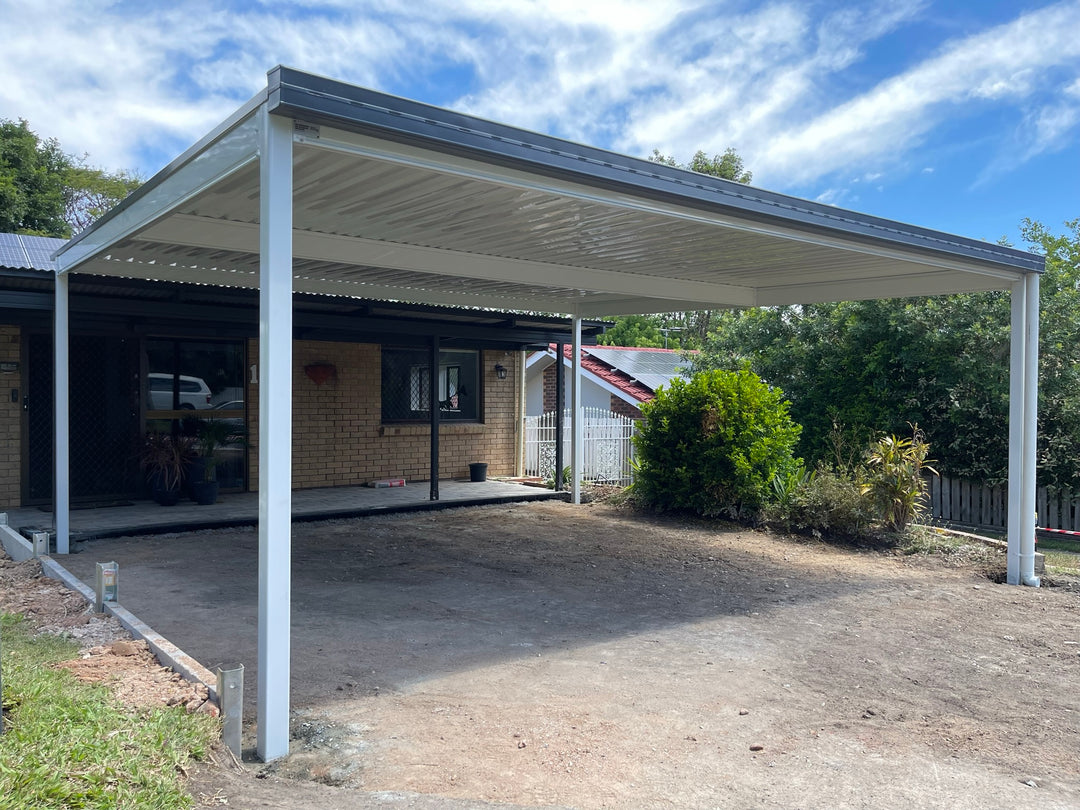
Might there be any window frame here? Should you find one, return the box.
[382,346,482,424]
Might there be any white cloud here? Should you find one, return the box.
[0,0,1078,204]
[750,1,1080,184]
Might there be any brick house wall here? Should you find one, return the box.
[248,341,519,488]
[609,395,643,420]
[542,363,560,413]
[0,331,519,506]
[0,325,21,505]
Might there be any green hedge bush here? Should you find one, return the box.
[633,367,801,518]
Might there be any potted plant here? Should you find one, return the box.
[190,418,241,505]
[140,433,195,506]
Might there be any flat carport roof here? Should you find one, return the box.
[51,65,1045,761]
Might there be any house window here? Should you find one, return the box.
[383,347,480,422]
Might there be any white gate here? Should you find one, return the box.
[524,407,638,485]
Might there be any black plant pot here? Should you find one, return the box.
[148,471,182,505]
[190,480,219,506]
[152,485,181,506]
[185,458,207,499]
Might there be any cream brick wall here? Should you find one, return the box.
[0,325,22,507]
[247,340,519,490]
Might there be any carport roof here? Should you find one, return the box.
[55,66,1042,316]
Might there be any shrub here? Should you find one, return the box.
[633,367,802,518]
[764,466,874,537]
[862,426,937,531]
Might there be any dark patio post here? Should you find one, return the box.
[430,335,440,501]
[554,342,564,490]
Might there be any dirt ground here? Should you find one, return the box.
[8,500,1080,808]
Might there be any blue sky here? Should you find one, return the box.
[2,0,1077,248]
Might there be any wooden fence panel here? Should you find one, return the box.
[929,475,1080,532]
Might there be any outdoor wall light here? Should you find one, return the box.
[494,363,508,380]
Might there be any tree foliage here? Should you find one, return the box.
[63,161,141,234]
[597,314,670,348]
[0,119,69,236]
[633,367,801,517]
[0,118,140,237]
[693,219,1080,490]
[649,148,752,184]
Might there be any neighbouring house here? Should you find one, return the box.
[0,232,604,509]
[525,344,690,419]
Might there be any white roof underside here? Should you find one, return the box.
[55,68,1042,318]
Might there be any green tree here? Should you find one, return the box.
[63,159,141,234]
[0,119,70,236]
[597,314,669,348]
[0,118,141,238]
[649,148,752,184]
[693,218,1080,490]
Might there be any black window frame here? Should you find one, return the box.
[381,346,481,423]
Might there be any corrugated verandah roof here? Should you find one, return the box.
[55,66,1042,318]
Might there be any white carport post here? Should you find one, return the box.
[1007,272,1040,587]
[570,316,583,504]
[53,272,70,554]
[257,107,294,760]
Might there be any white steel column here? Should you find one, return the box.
[1007,279,1024,584]
[1020,272,1040,586]
[53,273,70,554]
[516,350,527,477]
[1006,273,1040,587]
[257,108,294,760]
[571,316,582,505]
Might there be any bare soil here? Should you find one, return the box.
[9,501,1080,808]
[0,556,212,713]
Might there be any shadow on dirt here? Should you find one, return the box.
[66,502,905,711]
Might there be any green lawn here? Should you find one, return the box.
[0,614,218,810]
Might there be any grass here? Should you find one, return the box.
[899,526,1005,579]
[1036,537,1080,576]
[0,613,218,810]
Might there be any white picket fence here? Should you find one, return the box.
[524,407,638,485]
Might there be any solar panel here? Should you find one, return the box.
[586,347,690,392]
[0,233,63,270]
[20,235,62,270]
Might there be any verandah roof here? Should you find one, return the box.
[56,66,1041,315]
[50,66,1045,763]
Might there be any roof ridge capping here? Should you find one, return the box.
[268,66,1044,276]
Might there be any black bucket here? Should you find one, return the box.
[469,462,488,482]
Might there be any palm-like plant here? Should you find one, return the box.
[140,433,196,493]
[194,418,239,483]
[862,426,938,531]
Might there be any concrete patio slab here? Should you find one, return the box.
[3,480,565,543]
